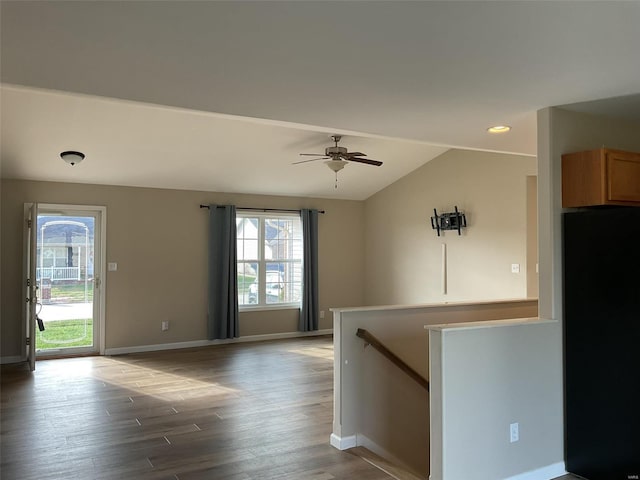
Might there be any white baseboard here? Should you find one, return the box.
[104,329,332,356]
[356,433,420,478]
[503,462,566,480]
[427,462,565,480]
[330,433,357,450]
[0,355,26,365]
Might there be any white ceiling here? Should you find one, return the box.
[1,1,639,200]
[1,85,449,200]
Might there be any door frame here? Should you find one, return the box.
[24,203,107,358]
[23,203,38,370]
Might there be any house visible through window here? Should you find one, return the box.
[236,212,303,308]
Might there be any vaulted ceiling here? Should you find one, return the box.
[2,1,639,200]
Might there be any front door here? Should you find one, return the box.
[33,205,105,357]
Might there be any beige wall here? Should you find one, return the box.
[526,176,539,299]
[430,320,563,480]
[364,149,537,305]
[332,299,538,476]
[0,179,365,357]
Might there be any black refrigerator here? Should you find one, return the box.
[563,207,640,480]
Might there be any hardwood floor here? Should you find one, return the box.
[1,336,394,480]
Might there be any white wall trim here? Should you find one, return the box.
[0,355,27,365]
[97,206,107,355]
[104,329,332,356]
[330,433,357,450]
[429,461,565,480]
[503,462,566,480]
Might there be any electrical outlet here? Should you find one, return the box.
[320,310,325,319]
[510,422,519,443]
[161,321,169,331]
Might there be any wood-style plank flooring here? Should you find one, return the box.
[1,336,394,480]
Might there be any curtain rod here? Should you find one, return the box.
[200,205,325,214]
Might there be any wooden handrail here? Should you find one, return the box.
[356,328,429,392]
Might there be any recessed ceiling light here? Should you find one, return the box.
[487,125,512,134]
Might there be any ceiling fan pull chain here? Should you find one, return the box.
[335,171,338,189]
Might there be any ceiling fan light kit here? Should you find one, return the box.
[325,159,347,173]
[325,159,348,189]
[295,135,383,188]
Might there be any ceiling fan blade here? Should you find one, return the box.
[343,156,383,166]
[292,157,329,165]
[299,153,326,156]
[346,152,366,157]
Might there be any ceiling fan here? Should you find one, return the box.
[294,135,383,188]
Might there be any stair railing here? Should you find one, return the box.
[356,328,430,392]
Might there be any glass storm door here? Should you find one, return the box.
[34,206,103,356]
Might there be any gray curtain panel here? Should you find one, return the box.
[300,209,319,331]
[208,205,239,340]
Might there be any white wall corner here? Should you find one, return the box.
[330,433,357,450]
[503,462,566,480]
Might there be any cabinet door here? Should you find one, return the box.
[607,151,640,203]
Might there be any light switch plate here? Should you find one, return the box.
[108,262,118,271]
[511,263,520,273]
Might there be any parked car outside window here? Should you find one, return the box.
[247,271,283,304]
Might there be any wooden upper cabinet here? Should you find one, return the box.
[562,148,640,207]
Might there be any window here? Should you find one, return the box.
[236,212,303,308]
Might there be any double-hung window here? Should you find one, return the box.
[236,212,303,308]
